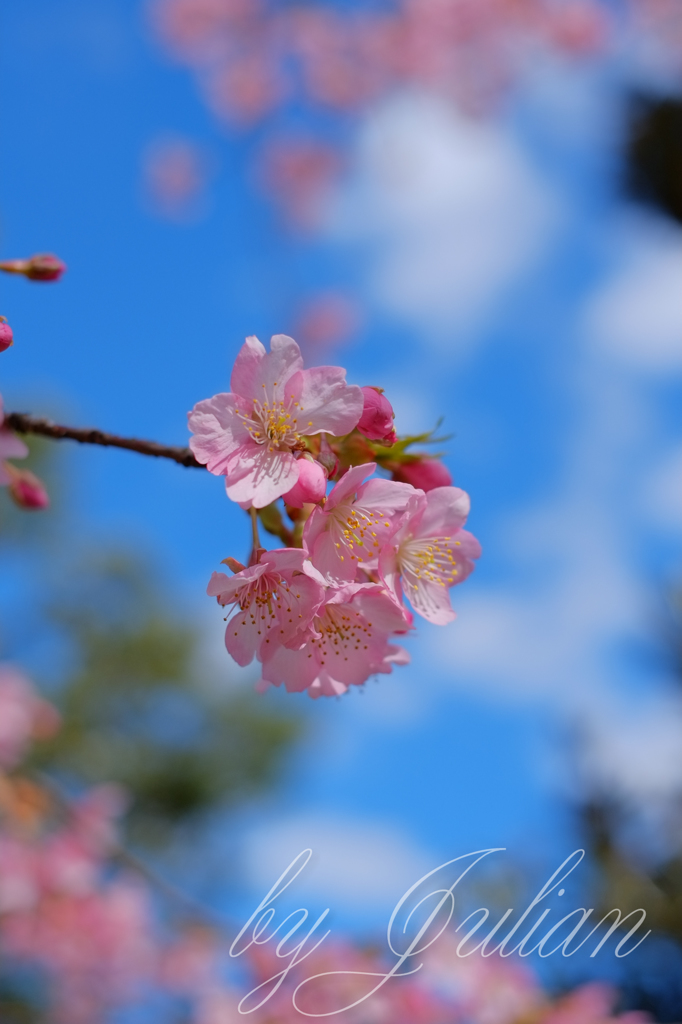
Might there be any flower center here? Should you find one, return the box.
[398,536,459,592]
[236,387,313,452]
[229,572,292,635]
[308,605,373,665]
[328,501,392,564]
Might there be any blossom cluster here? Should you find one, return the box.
[153,0,609,129]
[189,333,481,697]
[149,0,682,228]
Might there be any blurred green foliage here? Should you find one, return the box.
[0,435,304,1017]
[29,551,301,844]
[0,439,303,841]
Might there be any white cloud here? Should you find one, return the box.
[580,694,682,806]
[415,337,682,820]
[328,92,561,342]
[240,813,435,914]
[585,214,682,371]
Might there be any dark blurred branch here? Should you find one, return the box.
[4,412,203,468]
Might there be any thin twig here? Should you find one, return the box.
[4,412,204,468]
[249,507,262,551]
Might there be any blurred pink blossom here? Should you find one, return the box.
[0,666,59,770]
[294,292,360,353]
[143,135,213,220]
[257,138,340,225]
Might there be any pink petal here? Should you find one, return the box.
[357,476,416,512]
[225,446,299,508]
[352,589,411,634]
[385,644,410,667]
[260,643,319,692]
[188,393,251,475]
[262,548,309,573]
[0,428,29,462]
[294,365,363,436]
[324,463,376,512]
[206,570,231,599]
[455,528,483,563]
[406,579,455,625]
[378,544,401,603]
[308,672,349,698]
[207,564,268,603]
[225,609,262,666]
[414,486,471,538]
[310,528,359,584]
[263,574,325,651]
[230,334,303,402]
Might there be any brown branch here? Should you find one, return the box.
[4,412,204,468]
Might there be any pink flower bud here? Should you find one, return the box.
[7,467,50,509]
[0,317,13,352]
[392,458,452,492]
[282,458,327,508]
[0,253,67,282]
[357,386,397,445]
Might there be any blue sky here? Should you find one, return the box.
[2,0,682,988]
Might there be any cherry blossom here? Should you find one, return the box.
[304,462,416,584]
[380,486,481,625]
[189,333,363,508]
[207,547,326,666]
[258,582,410,698]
